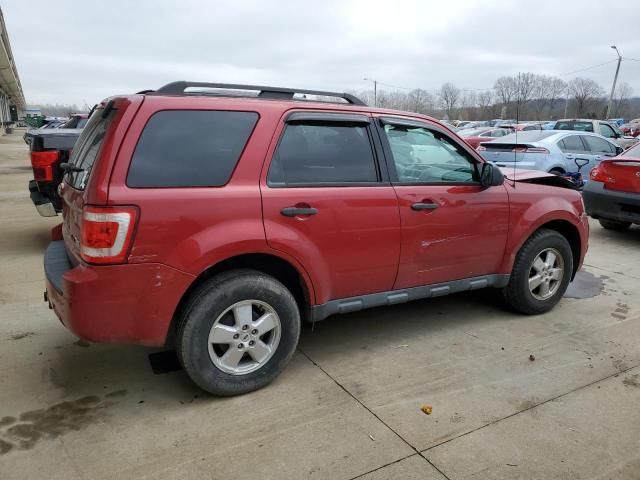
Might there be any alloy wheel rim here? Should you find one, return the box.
[207,300,281,375]
[528,248,564,301]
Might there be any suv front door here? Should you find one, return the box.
[377,116,509,289]
[260,112,401,305]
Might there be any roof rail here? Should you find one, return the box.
[152,81,366,106]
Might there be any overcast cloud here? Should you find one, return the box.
[5,0,640,106]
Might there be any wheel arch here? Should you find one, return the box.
[530,219,582,279]
[166,252,314,347]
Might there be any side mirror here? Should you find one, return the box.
[480,162,504,187]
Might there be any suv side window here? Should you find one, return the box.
[583,135,616,154]
[127,110,258,188]
[267,122,378,186]
[558,135,587,153]
[383,123,477,183]
[599,123,616,138]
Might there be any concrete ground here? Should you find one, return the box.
[1,128,639,479]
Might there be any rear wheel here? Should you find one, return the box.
[177,269,301,396]
[598,219,631,231]
[502,229,573,315]
[549,168,565,175]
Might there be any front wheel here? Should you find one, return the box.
[501,229,573,315]
[177,269,301,396]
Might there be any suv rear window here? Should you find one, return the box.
[555,121,593,132]
[127,110,258,188]
[66,108,116,190]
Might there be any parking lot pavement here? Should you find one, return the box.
[0,128,639,479]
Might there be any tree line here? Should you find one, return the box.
[354,73,637,121]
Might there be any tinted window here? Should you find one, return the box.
[268,123,377,185]
[555,121,593,132]
[66,109,116,190]
[558,135,587,152]
[599,123,615,138]
[77,118,88,129]
[384,124,476,183]
[583,136,616,154]
[127,110,258,188]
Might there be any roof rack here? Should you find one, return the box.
[151,81,366,106]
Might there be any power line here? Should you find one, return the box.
[556,59,617,77]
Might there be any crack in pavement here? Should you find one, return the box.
[420,361,640,459]
[298,349,452,480]
[300,350,640,480]
[583,262,640,281]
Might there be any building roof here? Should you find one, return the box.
[0,8,25,109]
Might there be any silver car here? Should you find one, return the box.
[477,130,624,175]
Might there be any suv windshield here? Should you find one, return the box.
[66,108,116,190]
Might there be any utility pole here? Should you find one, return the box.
[364,77,377,107]
[606,45,622,119]
[564,86,569,118]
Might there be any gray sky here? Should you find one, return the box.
[5,0,640,106]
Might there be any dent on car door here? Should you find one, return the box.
[260,112,401,305]
[376,117,509,289]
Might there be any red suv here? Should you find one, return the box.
[44,82,589,395]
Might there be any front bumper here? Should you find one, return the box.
[583,181,640,225]
[44,241,195,346]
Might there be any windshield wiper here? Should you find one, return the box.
[59,162,85,173]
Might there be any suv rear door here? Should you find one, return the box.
[260,111,401,304]
[376,116,509,289]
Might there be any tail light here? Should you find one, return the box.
[590,165,613,183]
[512,146,549,154]
[524,147,550,154]
[30,150,59,181]
[80,206,139,264]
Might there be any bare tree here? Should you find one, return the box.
[568,77,605,117]
[408,88,434,114]
[476,90,494,119]
[493,76,518,116]
[438,82,461,119]
[612,82,633,118]
[547,77,568,118]
[515,72,537,117]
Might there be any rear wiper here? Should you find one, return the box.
[59,162,85,173]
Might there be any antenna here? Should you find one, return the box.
[514,73,521,188]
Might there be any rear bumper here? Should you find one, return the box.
[29,180,57,217]
[583,181,640,224]
[44,241,195,346]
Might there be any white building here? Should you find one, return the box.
[0,7,25,131]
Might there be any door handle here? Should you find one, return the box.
[281,206,318,217]
[411,202,439,211]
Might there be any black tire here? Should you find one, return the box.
[549,168,565,175]
[598,219,631,231]
[501,229,573,315]
[177,269,301,396]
